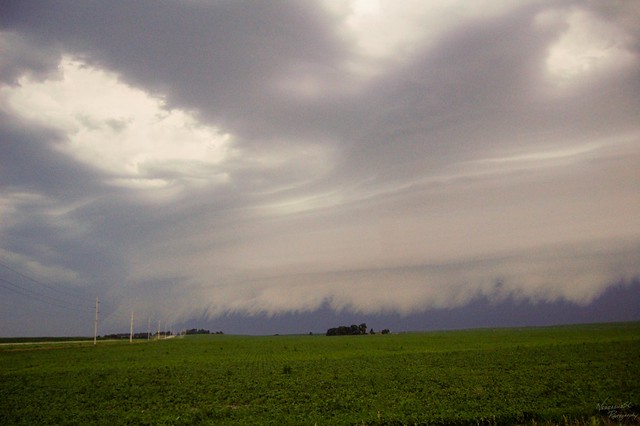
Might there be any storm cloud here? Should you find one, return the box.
[1,0,639,335]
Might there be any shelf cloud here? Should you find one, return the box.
[1,0,639,335]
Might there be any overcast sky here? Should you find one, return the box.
[1,0,639,336]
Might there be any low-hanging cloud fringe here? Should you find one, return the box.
[0,0,639,335]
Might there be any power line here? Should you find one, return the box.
[0,260,94,304]
[0,275,89,308]
[0,277,94,313]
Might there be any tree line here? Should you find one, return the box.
[102,329,225,339]
[102,331,171,340]
[326,323,390,336]
[185,328,224,335]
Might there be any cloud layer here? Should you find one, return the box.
[1,0,639,335]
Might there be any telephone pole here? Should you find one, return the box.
[147,317,151,341]
[129,311,134,343]
[93,297,99,345]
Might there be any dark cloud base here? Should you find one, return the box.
[1,1,639,337]
[182,279,640,336]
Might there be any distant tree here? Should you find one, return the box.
[381,329,390,334]
[186,328,211,335]
[327,326,351,336]
[326,324,370,336]
[369,328,375,335]
[359,323,367,335]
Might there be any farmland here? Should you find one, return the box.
[1,322,639,425]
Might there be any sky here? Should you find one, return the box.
[1,0,639,337]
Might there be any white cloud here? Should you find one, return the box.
[321,0,532,76]
[539,8,637,89]
[1,58,234,191]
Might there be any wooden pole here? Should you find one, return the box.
[93,297,99,345]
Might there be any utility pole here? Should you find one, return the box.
[147,317,151,341]
[93,297,99,345]
[157,320,161,339]
[129,311,134,343]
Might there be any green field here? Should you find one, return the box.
[1,322,639,425]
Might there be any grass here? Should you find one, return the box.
[0,322,638,425]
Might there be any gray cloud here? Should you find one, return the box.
[1,0,639,335]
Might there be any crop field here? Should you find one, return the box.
[1,322,639,425]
